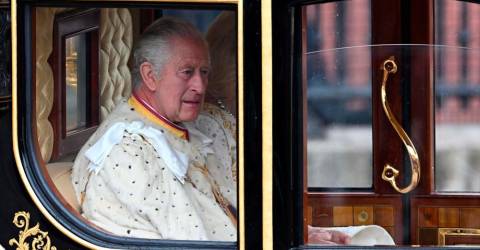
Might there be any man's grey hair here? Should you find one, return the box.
[131,16,207,88]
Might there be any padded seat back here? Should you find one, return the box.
[46,162,80,212]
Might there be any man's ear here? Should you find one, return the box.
[139,62,158,91]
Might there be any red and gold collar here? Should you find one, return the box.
[128,93,189,140]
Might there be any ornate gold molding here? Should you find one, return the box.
[9,211,57,250]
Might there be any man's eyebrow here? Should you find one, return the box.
[176,63,194,69]
[177,62,210,68]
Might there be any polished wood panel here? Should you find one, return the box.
[418,207,438,227]
[354,206,373,225]
[408,0,434,194]
[419,227,438,245]
[460,208,480,228]
[333,206,353,226]
[438,208,459,228]
[375,206,394,227]
[312,206,332,227]
[308,194,402,243]
[371,0,405,195]
[306,206,312,225]
[412,196,480,244]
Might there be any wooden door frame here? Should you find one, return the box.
[272,0,435,247]
[274,0,480,248]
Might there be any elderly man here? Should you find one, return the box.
[71,17,236,241]
[72,15,352,244]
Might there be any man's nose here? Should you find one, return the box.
[190,72,207,94]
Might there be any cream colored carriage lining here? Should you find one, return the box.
[35,8,133,163]
[35,8,133,211]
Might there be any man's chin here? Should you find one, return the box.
[179,112,200,122]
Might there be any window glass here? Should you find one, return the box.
[435,0,480,192]
[32,6,238,246]
[65,34,88,132]
[305,0,372,188]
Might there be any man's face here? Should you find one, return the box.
[152,37,210,122]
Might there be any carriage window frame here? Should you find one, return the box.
[272,0,480,248]
[13,1,242,249]
[50,8,100,161]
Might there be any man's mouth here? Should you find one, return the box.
[182,100,201,106]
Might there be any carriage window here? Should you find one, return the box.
[301,0,480,247]
[50,9,100,161]
[434,0,480,192]
[65,34,89,132]
[305,0,372,188]
[28,5,238,247]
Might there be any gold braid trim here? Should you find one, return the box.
[212,183,238,228]
[188,164,237,227]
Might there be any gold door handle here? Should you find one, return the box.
[380,57,420,194]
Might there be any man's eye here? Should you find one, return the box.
[201,69,210,76]
[180,69,193,77]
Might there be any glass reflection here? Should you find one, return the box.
[65,34,87,133]
[435,0,480,192]
[305,1,372,188]
[435,47,480,192]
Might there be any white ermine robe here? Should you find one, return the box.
[71,97,236,241]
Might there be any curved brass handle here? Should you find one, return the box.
[380,57,420,194]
